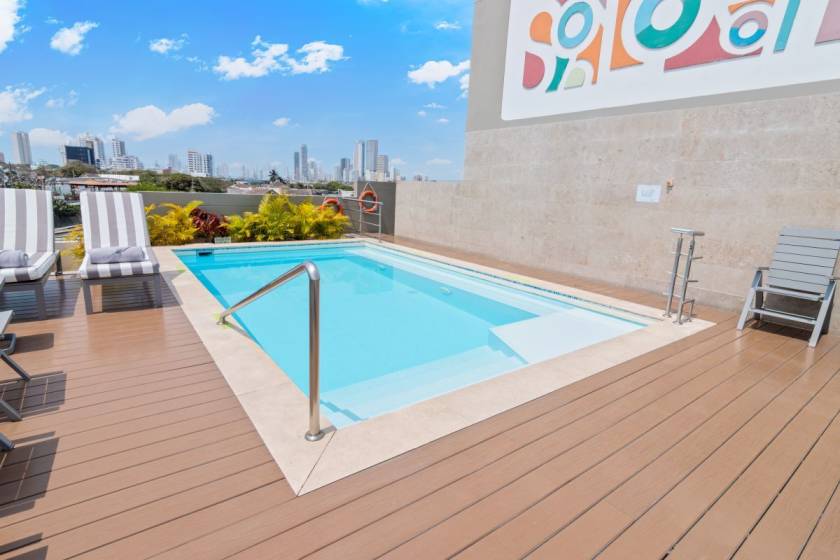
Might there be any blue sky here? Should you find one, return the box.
[0,0,473,179]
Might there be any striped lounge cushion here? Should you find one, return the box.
[79,191,159,280]
[0,252,57,283]
[0,188,57,283]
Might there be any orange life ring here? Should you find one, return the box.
[359,190,379,214]
[320,197,344,215]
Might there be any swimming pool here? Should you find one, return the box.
[177,243,643,428]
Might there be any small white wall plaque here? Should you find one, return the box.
[636,184,662,204]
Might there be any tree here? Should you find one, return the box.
[59,161,96,178]
[269,169,279,183]
[161,173,194,192]
[324,181,346,192]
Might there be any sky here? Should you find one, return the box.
[0,0,473,179]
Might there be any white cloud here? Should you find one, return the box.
[434,21,461,31]
[149,36,187,55]
[437,118,450,124]
[0,0,22,54]
[50,21,98,55]
[417,110,427,117]
[391,157,406,166]
[45,89,78,109]
[29,127,73,147]
[424,102,446,109]
[214,36,289,80]
[110,103,216,140]
[214,36,346,80]
[459,73,470,98]
[272,117,290,127]
[0,86,45,123]
[45,17,61,25]
[286,41,346,74]
[408,59,470,88]
[426,158,451,166]
[186,56,209,71]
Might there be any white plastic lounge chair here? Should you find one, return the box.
[0,188,63,319]
[737,227,839,348]
[79,191,162,314]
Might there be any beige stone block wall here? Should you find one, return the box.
[394,92,840,327]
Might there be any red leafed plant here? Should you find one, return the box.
[190,207,229,240]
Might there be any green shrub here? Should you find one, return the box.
[145,201,202,246]
[227,194,349,242]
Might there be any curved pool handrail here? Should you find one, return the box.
[218,261,323,442]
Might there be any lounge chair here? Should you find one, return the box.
[79,191,162,314]
[1,277,30,450]
[737,227,839,347]
[0,188,63,319]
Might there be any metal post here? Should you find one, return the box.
[378,202,383,242]
[676,236,696,325]
[664,235,683,318]
[305,270,323,441]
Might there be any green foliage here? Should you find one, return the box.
[145,201,203,246]
[323,181,347,192]
[160,173,195,192]
[59,161,96,178]
[227,194,349,242]
[53,198,80,218]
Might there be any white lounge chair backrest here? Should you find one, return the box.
[80,191,151,252]
[769,227,840,296]
[0,188,55,255]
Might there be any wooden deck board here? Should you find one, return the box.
[0,247,837,560]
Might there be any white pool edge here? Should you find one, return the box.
[155,239,714,495]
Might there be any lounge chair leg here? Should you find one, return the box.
[810,282,836,348]
[35,284,47,320]
[153,275,163,308]
[1,351,31,381]
[0,398,21,422]
[0,432,14,450]
[82,280,94,315]
[737,270,763,331]
[55,253,63,276]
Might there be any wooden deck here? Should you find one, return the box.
[1,246,840,559]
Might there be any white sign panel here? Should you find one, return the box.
[636,184,662,203]
[502,0,840,120]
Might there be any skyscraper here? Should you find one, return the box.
[0,152,5,164]
[293,151,301,181]
[339,157,351,182]
[63,145,95,166]
[353,140,365,181]
[167,153,181,171]
[365,140,379,175]
[375,154,390,178]
[79,134,106,168]
[186,150,213,177]
[300,144,309,181]
[12,131,32,166]
[111,138,126,159]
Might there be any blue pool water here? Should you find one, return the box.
[177,243,643,427]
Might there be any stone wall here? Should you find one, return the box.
[393,0,840,326]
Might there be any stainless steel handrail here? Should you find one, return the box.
[218,261,324,442]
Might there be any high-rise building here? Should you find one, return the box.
[186,150,213,177]
[365,140,379,175]
[300,144,309,181]
[375,154,390,178]
[0,152,5,164]
[111,138,126,159]
[353,140,365,180]
[12,131,32,166]
[293,151,301,181]
[78,134,106,168]
[167,153,181,171]
[63,145,95,166]
[393,168,401,182]
[339,157,351,183]
[110,155,143,170]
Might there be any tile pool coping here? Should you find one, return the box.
[155,239,714,495]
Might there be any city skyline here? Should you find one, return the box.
[0,1,472,180]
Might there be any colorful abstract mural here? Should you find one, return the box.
[502,0,840,120]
